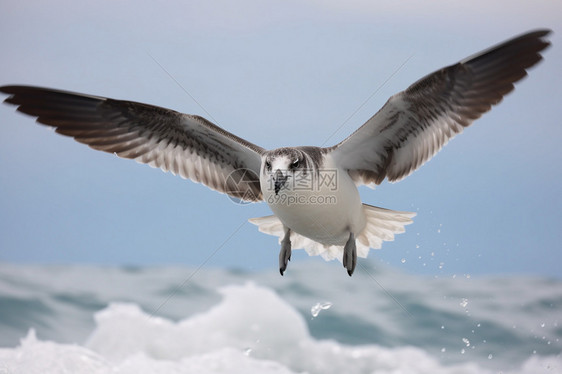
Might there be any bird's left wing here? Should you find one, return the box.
[1,85,265,201]
[328,29,551,186]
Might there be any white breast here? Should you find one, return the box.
[261,154,366,246]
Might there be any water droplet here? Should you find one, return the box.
[460,298,469,308]
[541,323,545,328]
[462,338,470,347]
[488,354,493,360]
[441,325,445,330]
[401,258,406,264]
[243,347,253,356]
[311,302,332,317]
[439,262,444,269]
[461,348,466,354]
[441,348,446,353]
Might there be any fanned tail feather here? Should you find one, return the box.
[248,204,415,262]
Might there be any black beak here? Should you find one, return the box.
[274,169,287,195]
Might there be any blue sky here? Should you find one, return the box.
[0,0,560,278]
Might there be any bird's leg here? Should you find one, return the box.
[343,232,357,276]
[279,227,292,276]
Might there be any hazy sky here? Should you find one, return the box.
[0,0,560,278]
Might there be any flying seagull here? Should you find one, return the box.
[0,30,551,276]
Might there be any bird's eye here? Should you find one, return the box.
[291,159,300,168]
[265,161,271,170]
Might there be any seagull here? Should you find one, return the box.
[0,29,550,276]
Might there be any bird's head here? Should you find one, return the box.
[262,148,308,195]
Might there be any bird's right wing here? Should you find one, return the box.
[1,85,265,201]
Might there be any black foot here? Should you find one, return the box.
[342,232,357,276]
[279,229,292,276]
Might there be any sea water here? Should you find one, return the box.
[0,262,560,373]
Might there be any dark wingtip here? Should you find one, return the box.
[0,85,19,103]
[1,85,39,95]
[0,85,15,94]
[529,28,552,50]
[531,28,552,39]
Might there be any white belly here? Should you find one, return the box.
[261,165,366,246]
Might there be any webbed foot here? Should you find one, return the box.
[279,228,292,276]
[342,232,357,276]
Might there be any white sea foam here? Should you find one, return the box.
[0,264,560,373]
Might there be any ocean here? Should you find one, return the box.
[0,262,560,373]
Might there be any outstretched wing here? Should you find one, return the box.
[329,29,551,186]
[1,85,265,201]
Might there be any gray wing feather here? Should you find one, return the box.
[1,86,265,201]
[329,29,551,185]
